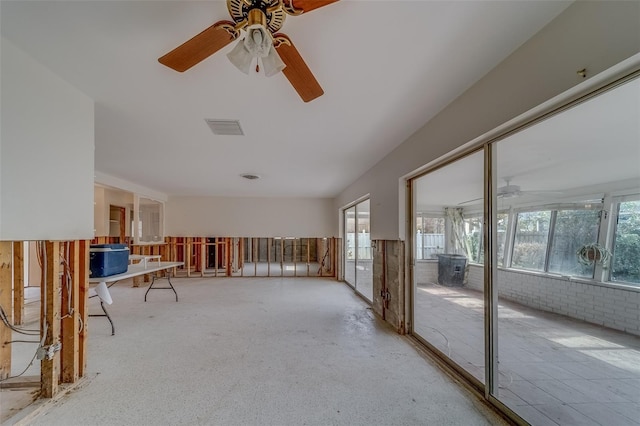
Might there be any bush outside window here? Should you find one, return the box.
[611,199,640,285]
[511,210,551,271]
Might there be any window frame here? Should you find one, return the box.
[506,202,604,277]
[608,194,640,285]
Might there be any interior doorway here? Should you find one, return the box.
[108,205,126,242]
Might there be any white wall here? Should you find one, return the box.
[166,196,335,237]
[334,1,640,240]
[1,37,94,241]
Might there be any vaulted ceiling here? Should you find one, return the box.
[1,1,572,198]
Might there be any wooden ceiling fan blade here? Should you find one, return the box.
[274,33,323,102]
[289,0,339,14]
[159,20,238,72]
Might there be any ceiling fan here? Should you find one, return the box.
[458,178,563,205]
[158,0,338,102]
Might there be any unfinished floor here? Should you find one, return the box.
[7,277,503,425]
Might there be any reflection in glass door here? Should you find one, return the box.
[411,151,485,385]
[344,200,373,302]
[493,77,640,426]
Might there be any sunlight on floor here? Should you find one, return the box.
[550,335,626,349]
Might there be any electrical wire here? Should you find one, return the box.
[0,303,39,335]
[59,242,75,320]
[0,323,47,382]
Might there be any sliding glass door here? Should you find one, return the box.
[344,199,373,302]
[409,75,640,425]
[411,150,486,384]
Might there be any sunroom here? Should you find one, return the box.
[411,72,639,424]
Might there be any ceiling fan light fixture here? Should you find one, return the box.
[228,22,284,77]
[227,37,254,74]
[243,24,272,57]
[262,45,286,77]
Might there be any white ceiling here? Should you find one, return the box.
[1,0,573,198]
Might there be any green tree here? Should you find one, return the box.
[612,201,640,284]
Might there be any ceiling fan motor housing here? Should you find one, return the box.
[498,184,522,198]
[228,0,286,34]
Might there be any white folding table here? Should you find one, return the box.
[89,261,183,334]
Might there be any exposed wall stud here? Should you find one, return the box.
[41,241,61,398]
[13,241,25,325]
[0,241,13,379]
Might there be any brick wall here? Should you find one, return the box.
[414,261,438,285]
[416,262,640,337]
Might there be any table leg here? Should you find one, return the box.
[144,272,178,302]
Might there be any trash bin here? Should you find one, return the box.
[436,254,467,286]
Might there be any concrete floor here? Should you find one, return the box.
[8,277,504,425]
[1,287,42,424]
[415,283,640,426]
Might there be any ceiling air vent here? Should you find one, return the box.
[205,119,244,136]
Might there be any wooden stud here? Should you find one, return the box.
[239,238,244,277]
[143,245,151,283]
[0,241,13,380]
[186,238,192,278]
[200,239,205,277]
[307,238,311,277]
[268,238,272,276]
[78,241,89,377]
[13,241,25,325]
[61,242,80,383]
[238,238,241,273]
[41,241,60,398]
[226,238,232,277]
[280,239,284,277]
[335,237,340,278]
[254,238,258,276]
[293,238,297,277]
[214,238,218,278]
[132,244,141,287]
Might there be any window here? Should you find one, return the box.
[496,212,509,267]
[509,206,602,276]
[548,209,600,278]
[136,196,164,244]
[511,210,551,271]
[611,199,640,285]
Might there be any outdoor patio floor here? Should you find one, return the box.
[414,282,640,426]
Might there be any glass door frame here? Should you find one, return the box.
[405,67,640,424]
[342,196,372,301]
